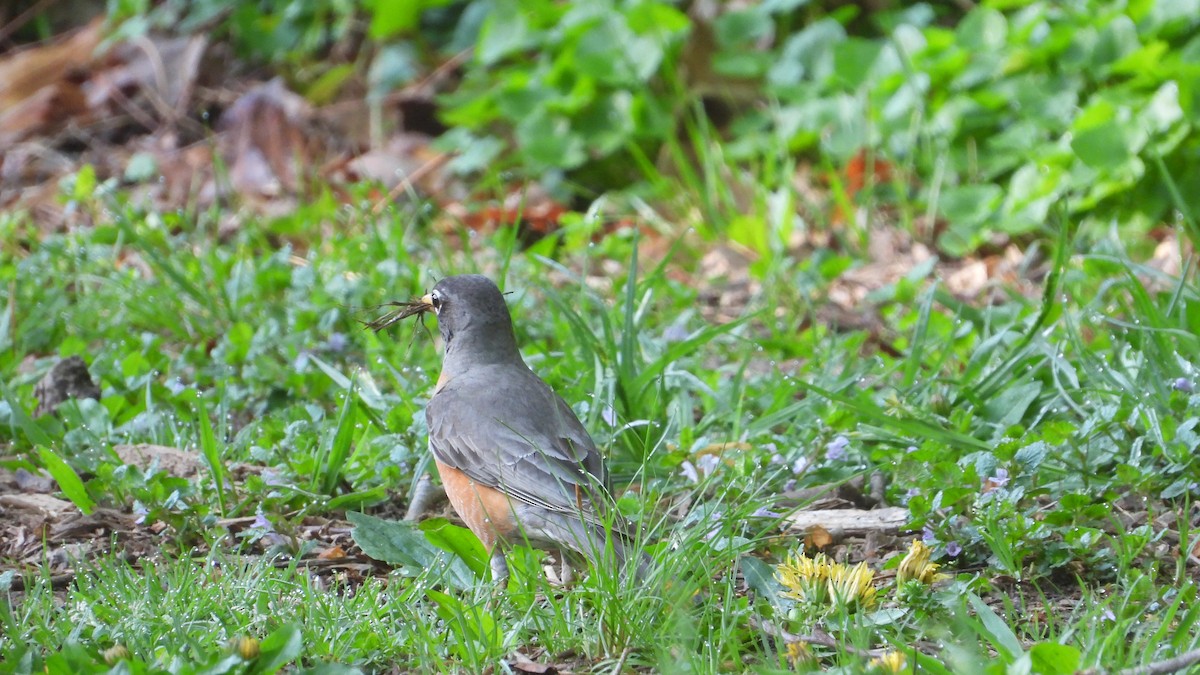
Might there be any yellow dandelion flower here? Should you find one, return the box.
[776,552,832,605]
[827,560,877,611]
[897,539,948,584]
[786,641,813,665]
[869,650,907,673]
[229,636,260,660]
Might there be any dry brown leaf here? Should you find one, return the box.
[507,651,558,674]
[318,546,347,560]
[805,524,834,550]
[0,81,90,144]
[217,78,318,199]
[0,18,103,111]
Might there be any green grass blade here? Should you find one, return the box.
[320,389,358,496]
[194,396,227,517]
[968,593,1023,660]
[792,379,989,451]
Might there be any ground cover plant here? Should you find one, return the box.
[2,1,1199,673]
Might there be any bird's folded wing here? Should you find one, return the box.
[427,378,614,525]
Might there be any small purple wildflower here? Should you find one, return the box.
[902,488,920,505]
[680,461,700,484]
[325,332,348,353]
[906,445,918,454]
[1102,608,1116,622]
[251,510,274,533]
[762,442,778,454]
[751,507,783,518]
[294,351,311,370]
[1174,377,1194,393]
[663,324,689,343]
[167,379,187,396]
[133,501,149,525]
[922,527,937,545]
[791,457,809,475]
[783,479,797,492]
[945,541,962,557]
[261,468,287,487]
[769,453,786,466]
[697,454,720,477]
[825,435,850,461]
[988,467,1010,488]
[601,406,618,427]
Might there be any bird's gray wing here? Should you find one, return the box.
[427,366,614,524]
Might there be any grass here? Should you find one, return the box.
[1,171,1198,674]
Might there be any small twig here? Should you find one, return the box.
[1115,648,1200,675]
[362,299,434,333]
[611,646,632,674]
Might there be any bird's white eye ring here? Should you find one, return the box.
[430,291,442,312]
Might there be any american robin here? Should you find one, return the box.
[369,274,646,587]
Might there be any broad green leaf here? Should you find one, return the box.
[367,0,420,39]
[244,623,302,675]
[957,7,1007,51]
[36,447,94,515]
[968,593,1023,660]
[347,512,476,589]
[420,517,488,579]
[831,38,883,88]
[1028,642,1080,674]
[1071,120,1132,170]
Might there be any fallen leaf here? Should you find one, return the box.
[318,546,347,560]
[805,524,833,550]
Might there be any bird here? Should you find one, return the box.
[368,274,647,587]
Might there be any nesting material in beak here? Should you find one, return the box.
[364,294,434,332]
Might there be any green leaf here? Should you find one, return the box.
[477,3,532,65]
[366,0,420,39]
[347,512,477,589]
[714,8,772,47]
[1071,120,1132,170]
[194,397,227,518]
[368,44,420,99]
[36,447,94,515]
[1028,642,1080,674]
[244,623,302,675]
[426,588,502,653]
[305,64,356,105]
[420,517,488,579]
[831,38,883,88]
[956,7,1007,51]
[984,381,1041,431]
[319,391,358,496]
[739,556,783,605]
[968,593,1023,660]
[0,386,54,447]
[1013,441,1050,471]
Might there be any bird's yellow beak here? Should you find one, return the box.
[418,293,435,309]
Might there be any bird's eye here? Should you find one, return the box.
[430,292,442,312]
